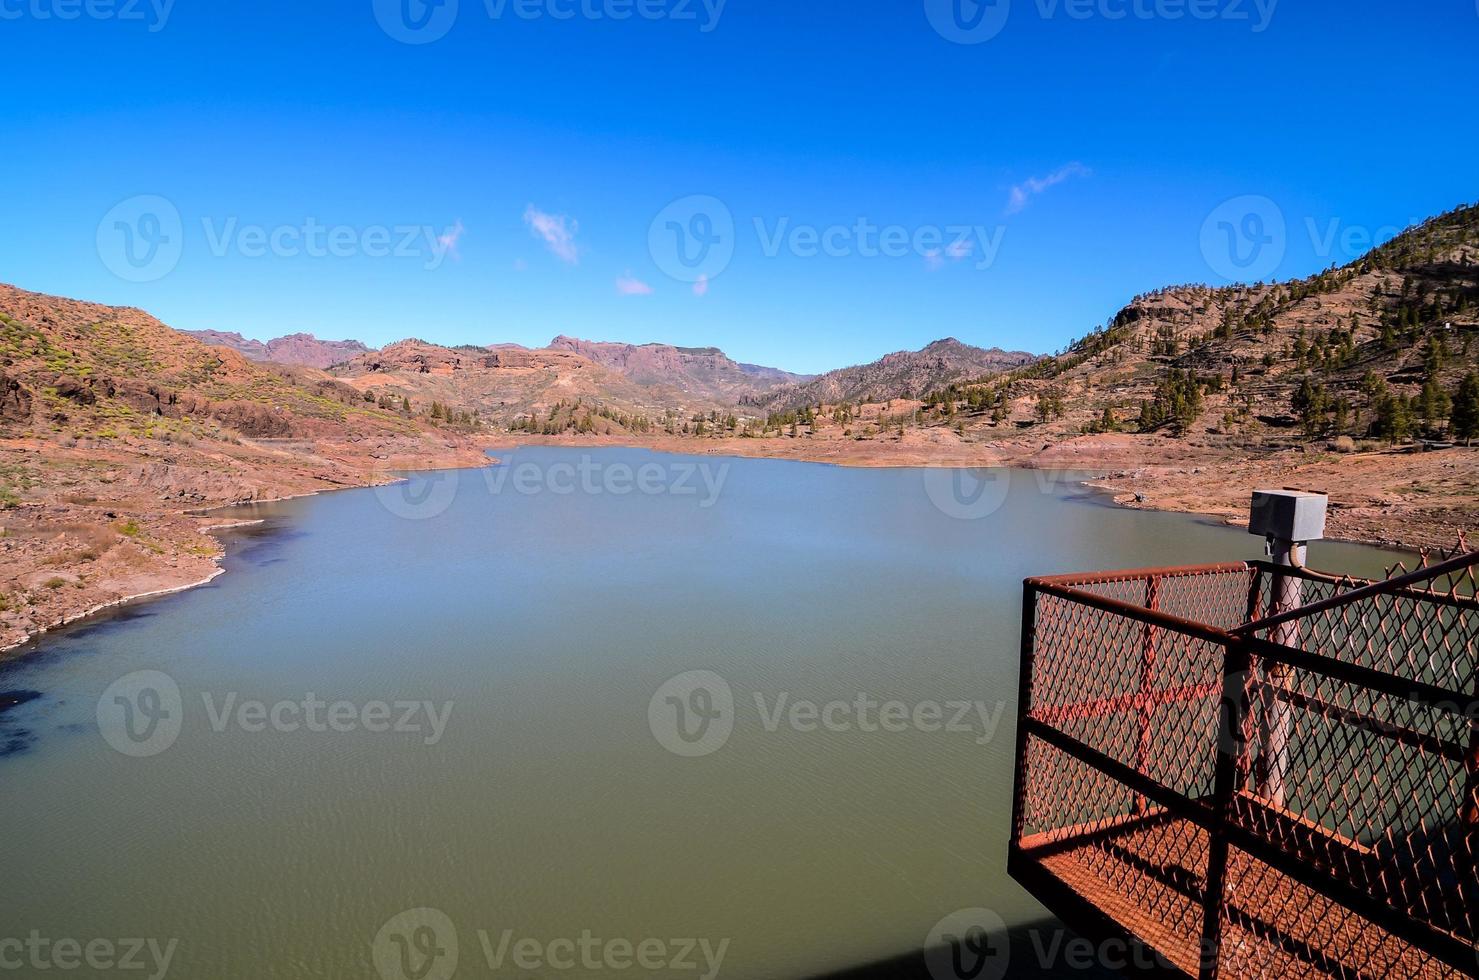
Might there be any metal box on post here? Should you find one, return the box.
[1248,489,1327,544]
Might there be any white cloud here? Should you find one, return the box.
[436,220,464,260]
[615,273,653,295]
[523,205,579,263]
[1007,163,1091,215]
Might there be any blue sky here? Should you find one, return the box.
[1,1,1476,375]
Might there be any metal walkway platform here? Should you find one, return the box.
[1008,549,1478,978]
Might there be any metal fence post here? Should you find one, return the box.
[1135,575,1161,812]
[1199,638,1252,980]
[1010,583,1039,847]
[1248,490,1327,810]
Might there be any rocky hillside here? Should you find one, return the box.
[330,338,722,424]
[0,283,486,652]
[754,338,1038,412]
[185,329,371,369]
[547,335,811,402]
[950,202,1479,447]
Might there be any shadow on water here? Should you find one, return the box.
[220,520,304,567]
[0,690,41,757]
[0,511,303,758]
[804,920,1123,980]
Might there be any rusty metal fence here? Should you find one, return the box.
[1008,547,1478,978]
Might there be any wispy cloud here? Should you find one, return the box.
[436,220,465,260]
[615,272,653,295]
[924,236,974,271]
[1006,163,1091,215]
[693,274,709,297]
[523,205,579,263]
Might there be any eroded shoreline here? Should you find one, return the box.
[6,435,1467,656]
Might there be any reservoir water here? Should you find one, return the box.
[0,448,1405,978]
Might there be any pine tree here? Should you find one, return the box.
[1418,378,1451,436]
[1451,371,1479,445]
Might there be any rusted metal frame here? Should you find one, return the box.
[1135,575,1163,815]
[1030,682,1223,727]
[1197,639,1251,980]
[1008,584,1040,847]
[1030,581,1237,647]
[1233,567,1264,796]
[1022,718,1214,829]
[1005,851,1195,980]
[1241,634,1475,717]
[1248,558,1369,586]
[1462,673,1478,945]
[1248,558,1479,613]
[1017,809,1177,858]
[1216,819,1479,975]
[1261,682,1468,763]
[1028,562,1252,590]
[1236,550,1479,637]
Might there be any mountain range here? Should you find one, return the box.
[181,327,1035,422]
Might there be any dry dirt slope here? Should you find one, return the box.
[0,282,487,652]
